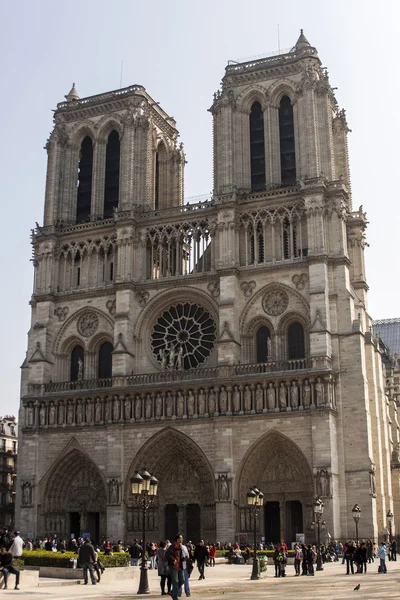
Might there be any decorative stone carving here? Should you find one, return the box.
[263,290,289,316]
[267,383,275,410]
[303,380,311,407]
[315,377,325,406]
[369,464,377,497]
[198,389,205,415]
[95,399,102,423]
[54,306,69,322]
[135,291,150,307]
[108,478,120,505]
[77,312,99,337]
[187,391,195,416]
[292,273,309,290]
[208,389,216,414]
[240,281,256,299]
[27,405,34,427]
[290,381,298,408]
[207,281,220,298]
[218,474,230,501]
[176,392,184,417]
[155,394,163,418]
[145,394,152,419]
[21,482,33,506]
[219,387,228,413]
[278,382,287,409]
[316,469,330,497]
[49,402,56,426]
[113,397,120,421]
[106,299,116,316]
[244,385,252,411]
[233,386,240,412]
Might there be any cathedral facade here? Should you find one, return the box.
[17,31,398,545]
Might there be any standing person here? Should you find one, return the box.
[345,540,356,575]
[194,539,209,580]
[391,539,397,561]
[9,532,24,559]
[149,542,157,570]
[157,541,171,596]
[301,543,308,576]
[209,544,216,567]
[165,534,184,600]
[358,541,367,573]
[130,539,142,566]
[178,538,192,598]
[294,543,302,576]
[378,541,388,573]
[273,545,280,577]
[0,547,20,590]
[366,539,373,563]
[78,538,97,585]
[306,544,315,576]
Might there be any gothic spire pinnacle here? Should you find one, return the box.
[295,29,311,50]
[65,83,80,102]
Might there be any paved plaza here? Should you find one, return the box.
[4,561,400,600]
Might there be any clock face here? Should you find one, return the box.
[263,291,289,316]
[77,312,99,337]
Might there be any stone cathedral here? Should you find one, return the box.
[17,31,399,545]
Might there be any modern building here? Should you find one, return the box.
[0,416,17,528]
[17,31,398,544]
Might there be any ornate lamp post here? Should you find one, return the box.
[313,497,324,571]
[131,470,159,595]
[352,504,361,543]
[247,486,264,580]
[387,509,394,542]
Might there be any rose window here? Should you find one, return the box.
[151,302,216,370]
[262,291,289,316]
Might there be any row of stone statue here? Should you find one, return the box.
[25,378,336,427]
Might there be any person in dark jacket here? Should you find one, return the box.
[357,542,367,573]
[193,539,209,580]
[391,539,397,561]
[78,538,97,585]
[345,540,356,575]
[0,547,20,590]
[130,539,143,566]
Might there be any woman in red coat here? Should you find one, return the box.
[209,544,217,567]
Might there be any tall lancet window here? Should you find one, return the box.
[155,142,167,209]
[250,101,266,190]
[279,96,296,185]
[76,136,93,223]
[104,130,120,218]
[155,150,160,210]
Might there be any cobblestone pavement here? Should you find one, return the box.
[5,561,400,600]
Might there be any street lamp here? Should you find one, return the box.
[352,504,361,543]
[387,509,394,542]
[313,497,324,571]
[131,470,159,594]
[247,486,264,580]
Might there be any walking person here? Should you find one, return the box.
[9,532,24,560]
[178,538,192,598]
[209,544,216,567]
[157,541,171,596]
[194,539,209,580]
[0,547,20,590]
[78,538,97,585]
[165,534,185,600]
[378,541,388,573]
[391,539,397,561]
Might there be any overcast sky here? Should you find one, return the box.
[0,0,398,418]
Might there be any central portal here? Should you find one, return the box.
[264,501,280,543]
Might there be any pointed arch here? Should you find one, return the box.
[104,130,120,218]
[76,136,93,222]
[155,140,168,209]
[279,95,296,185]
[250,101,266,190]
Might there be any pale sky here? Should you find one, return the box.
[0,0,398,418]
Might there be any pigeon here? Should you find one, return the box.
[354,584,360,591]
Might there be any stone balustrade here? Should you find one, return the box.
[23,368,336,429]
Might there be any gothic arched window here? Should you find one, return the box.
[70,345,84,381]
[250,101,266,190]
[155,150,160,210]
[155,143,167,209]
[256,326,271,363]
[279,96,296,185]
[76,136,93,223]
[104,130,120,218]
[98,341,113,379]
[288,322,305,360]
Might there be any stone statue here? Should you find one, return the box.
[27,405,34,427]
[176,392,184,417]
[255,383,263,411]
[168,344,176,370]
[176,345,184,371]
[279,383,287,409]
[58,402,64,425]
[145,394,152,419]
[244,385,252,411]
[219,387,228,413]
[317,469,329,496]
[208,389,216,414]
[198,389,205,415]
[109,479,119,504]
[76,401,83,424]
[290,381,298,409]
[104,399,111,422]
[86,399,93,423]
[187,391,195,416]
[155,394,163,417]
[124,397,131,420]
[77,358,83,381]
[39,405,46,426]
[67,402,73,424]
[113,397,120,421]
[233,386,240,412]
[49,403,55,426]
[219,475,229,500]
[166,393,174,417]
[22,483,32,506]
[267,336,272,359]
[267,383,275,410]
[303,380,311,407]
[369,464,377,496]
[315,378,325,406]
[160,348,168,371]
[95,399,102,422]
[135,397,142,420]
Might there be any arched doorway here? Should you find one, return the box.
[236,431,314,545]
[125,428,216,543]
[41,449,107,542]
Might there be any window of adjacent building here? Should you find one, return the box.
[250,101,266,190]
[104,130,120,218]
[0,493,5,506]
[1,440,5,451]
[279,96,296,185]
[256,326,271,363]
[70,345,84,381]
[288,322,305,359]
[12,442,16,453]
[76,136,93,223]
[98,341,113,379]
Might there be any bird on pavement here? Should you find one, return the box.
[354,584,361,591]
